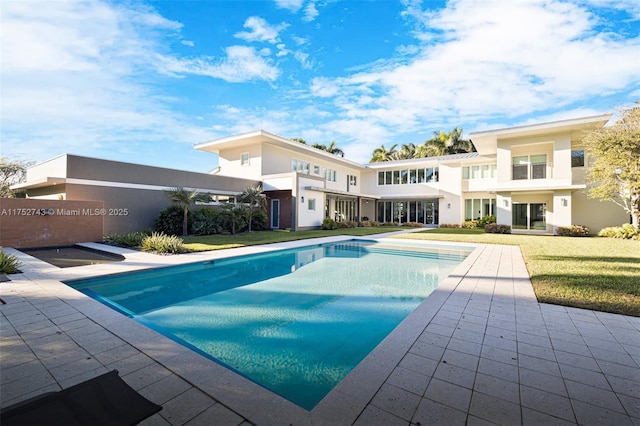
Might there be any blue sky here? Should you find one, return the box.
[1,0,639,172]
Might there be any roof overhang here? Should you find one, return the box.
[489,184,586,193]
[195,130,366,170]
[11,177,67,190]
[304,186,380,200]
[469,114,613,156]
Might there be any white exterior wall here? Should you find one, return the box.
[26,155,68,181]
[297,176,326,228]
[439,164,463,225]
[218,143,263,180]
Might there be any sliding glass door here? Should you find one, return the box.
[512,203,546,230]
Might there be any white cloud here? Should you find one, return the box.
[234,16,289,44]
[157,46,280,82]
[294,51,314,69]
[310,0,640,141]
[274,0,305,13]
[303,2,319,22]
[181,40,195,47]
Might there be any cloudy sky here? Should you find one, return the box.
[1,0,639,172]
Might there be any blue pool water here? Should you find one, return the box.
[66,240,471,410]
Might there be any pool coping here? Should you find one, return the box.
[2,231,480,424]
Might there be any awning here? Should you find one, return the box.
[304,186,380,200]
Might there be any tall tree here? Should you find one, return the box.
[237,185,266,232]
[370,144,398,162]
[163,187,211,236]
[312,141,345,157]
[420,127,475,157]
[584,106,640,229]
[1,157,34,198]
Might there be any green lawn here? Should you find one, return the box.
[183,227,640,317]
[392,229,640,317]
[183,227,405,251]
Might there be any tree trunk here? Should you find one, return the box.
[182,207,188,236]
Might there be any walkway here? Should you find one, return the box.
[1,236,638,425]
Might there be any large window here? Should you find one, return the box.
[323,168,337,182]
[291,159,310,174]
[462,164,496,179]
[465,198,496,220]
[377,167,439,186]
[376,200,438,224]
[512,155,547,180]
[571,150,585,167]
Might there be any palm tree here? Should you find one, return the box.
[237,185,266,232]
[163,187,211,236]
[420,127,475,157]
[291,137,307,145]
[220,203,247,235]
[370,144,398,162]
[312,141,345,157]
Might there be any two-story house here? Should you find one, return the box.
[195,114,627,233]
[15,113,629,235]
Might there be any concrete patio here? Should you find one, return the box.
[1,234,638,425]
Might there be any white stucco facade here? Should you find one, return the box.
[195,115,629,233]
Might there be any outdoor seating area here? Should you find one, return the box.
[1,234,638,425]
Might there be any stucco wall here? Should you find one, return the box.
[0,198,103,248]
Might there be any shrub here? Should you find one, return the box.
[360,220,372,227]
[322,217,339,230]
[191,207,223,235]
[439,224,461,228]
[338,221,358,228]
[404,222,424,228]
[360,216,369,221]
[485,224,511,234]
[0,251,22,274]
[598,223,640,240]
[155,205,188,236]
[557,225,590,237]
[382,222,399,227]
[369,220,380,227]
[104,231,150,247]
[140,232,185,254]
[242,210,268,232]
[462,220,478,229]
[477,215,496,228]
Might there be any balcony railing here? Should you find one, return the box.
[513,162,552,180]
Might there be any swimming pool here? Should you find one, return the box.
[65,240,472,410]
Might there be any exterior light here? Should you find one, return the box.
[301,196,304,203]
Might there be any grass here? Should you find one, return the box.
[392,229,640,317]
[182,227,640,316]
[183,227,405,251]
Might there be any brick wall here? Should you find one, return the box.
[0,199,104,248]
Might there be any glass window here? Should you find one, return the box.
[471,165,480,179]
[393,170,400,185]
[418,168,426,183]
[434,167,439,182]
[481,165,489,179]
[531,154,547,179]
[571,150,585,167]
[308,199,316,210]
[314,165,320,174]
[241,152,250,166]
[349,175,357,186]
[401,170,408,184]
[378,171,385,185]
[426,168,434,182]
[462,167,470,180]
[410,169,417,184]
[385,171,392,185]
[512,156,529,180]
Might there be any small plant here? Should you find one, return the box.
[141,232,185,254]
[557,225,590,237]
[360,220,372,227]
[191,207,223,235]
[485,224,511,234]
[462,220,478,229]
[321,217,339,230]
[0,251,22,274]
[439,224,461,228]
[477,215,497,228]
[598,223,640,240]
[155,205,188,236]
[338,221,358,228]
[403,222,424,228]
[104,231,150,247]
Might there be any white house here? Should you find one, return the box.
[195,114,629,233]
